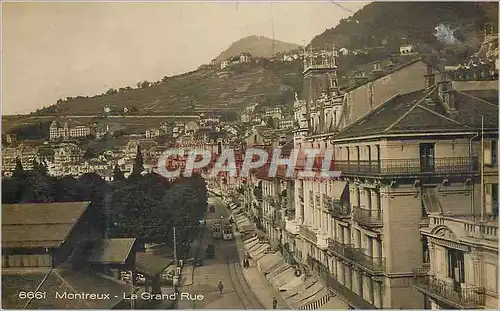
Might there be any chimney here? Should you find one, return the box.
[443,91,456,112]
[425,65,436,88]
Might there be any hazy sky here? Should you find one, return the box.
[2,1,368,115]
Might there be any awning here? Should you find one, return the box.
[278,274,303,292]
[244,240,259,252]
[422,187,442,213]
[289,281,325,306]
[243,236,258,245]
[332,181,348,201]
[254,249,269,261]
[257,253,283,274]
[282,277,317,299]
[271,268,297,288]
[266,261,290,281]
[318,295,349,309]
[248,244,270,258]
[296,287,329,309]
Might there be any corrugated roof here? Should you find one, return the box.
[2,202,90,248]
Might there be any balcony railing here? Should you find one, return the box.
[327,201,351,219]
[353,206,383,227]
[429,214,498,242]
[333,157,478,176]
[327,238,386,274]
[412,266,485,308]
[299,225,317,244]
[323,273,377,309]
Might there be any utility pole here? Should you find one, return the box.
[173,227,178,268]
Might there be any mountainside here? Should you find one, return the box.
[33,59,304,117]
[215,35,300,61]
[310,2,498,54]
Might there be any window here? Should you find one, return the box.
[447,249,465,283]
[356,187,361,207]
[492,140,498,167]
[422,237,430,263]
[356,146,360,164]
[492,183,499,216]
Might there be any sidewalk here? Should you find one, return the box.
[233,230,291,309]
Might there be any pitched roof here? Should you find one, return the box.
[333,86,499,140]
[135,252,174,277]
[461,89,498,106]
[2,202,90,248]
[73,238,137,264]
[343,56,428,92]
[26,268,135,309]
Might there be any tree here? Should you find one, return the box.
[13,158,25,180]
[137,81,150,89]
[105,88,118,95]
[32,159,48,177]
[266,116,276,128]
[130,146,144,178]
[113,165,125,181]
[83,148,97,160]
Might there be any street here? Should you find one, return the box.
[178,194,264,309]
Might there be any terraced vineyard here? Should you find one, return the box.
[36,61,302,116]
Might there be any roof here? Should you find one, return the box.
[73,238,137,264]
[2,202,90,248]
[333,86,499,141]
[343,56,430,92]
[135,252,174,277]
[461,89,498,106]
[20,268,135,309]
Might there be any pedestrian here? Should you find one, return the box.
[218,281,224,295]
[272,297,278,309]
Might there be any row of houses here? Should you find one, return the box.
[238,41,498,309]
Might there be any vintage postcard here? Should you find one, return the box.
[1,1,498,309]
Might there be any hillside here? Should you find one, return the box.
[310,2,498,57]
[215,35,300,61]
[33,59,304,117]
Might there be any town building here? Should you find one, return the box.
[265,107,283,120]
[278,118,295,130]
[145,128,161,139]
[400,44,415,55]
[283,45,499,309]
[2,144,38,176]
[49,121,91,141]
[240,52,252,63]
[53,144,84,168]
[339,47,349,56]
[220,60,229,70]
[184,120,200,133]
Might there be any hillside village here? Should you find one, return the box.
[2,2,499,310]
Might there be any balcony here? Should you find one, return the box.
[323,273,377,309]
[327,239,386,274]
[285,219,300,235]
[427,214,498,242]
[327,201,351,219]
[412,266,485,309]
[316,233,328,250]
[299,224,317,244]
[334,157,478,177]
[353,206,383,228]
